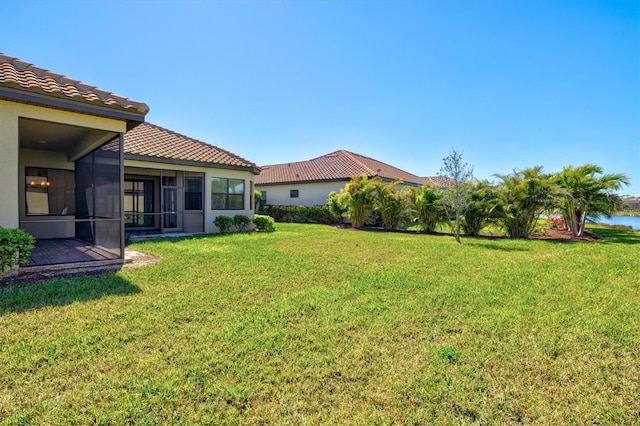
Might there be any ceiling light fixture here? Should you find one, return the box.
[26,176,50,187]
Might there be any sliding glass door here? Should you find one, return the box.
[124,179,154,228]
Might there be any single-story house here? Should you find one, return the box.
[621,197,640,210]
[255,149,442,207]
[121,122,259,236]
[1,53,258,270]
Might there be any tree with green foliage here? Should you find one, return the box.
[439,149,474,243]
[409,183,442,233]
[372,179,411,230]
[462,180,498,237]
[327,191,346,221]
[494,166,555,238]
[555,164,629,237]
[338,174,377,228]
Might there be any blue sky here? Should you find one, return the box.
[1,0,638,195]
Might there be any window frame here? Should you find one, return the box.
[290,189,299,198]
[124,178,155,228]
[211,177,245,210]
[184,176,203,211]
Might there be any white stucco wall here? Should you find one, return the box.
[0,99,126,230]
[256,181,347,207]
[125,159,256,233]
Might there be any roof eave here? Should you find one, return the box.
[124,154,260,174]
[255,177,352,186]
[0,86,148,128]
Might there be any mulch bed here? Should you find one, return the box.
[529,227,602,242]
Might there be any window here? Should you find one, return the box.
[185,176,203,210]
[163,176,177,186]
[25,167,75,216]
[260,191,267,207]
[290,189,299,198]
[250,181,254,211]
[211,177,245,210]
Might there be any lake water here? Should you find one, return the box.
[592,215,640,230]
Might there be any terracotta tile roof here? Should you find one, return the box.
[123,122,258,172]
[419,176,452,187]
[255,150,423,185]
[0,53,149,116]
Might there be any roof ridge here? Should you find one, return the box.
[349,150,423,180]
[261,157,315,169]
[340,150,387,177]
[306,149,342,162]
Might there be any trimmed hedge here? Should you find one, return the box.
[213,215,234,233]
[259,205,341,225]
[253,215,275,232]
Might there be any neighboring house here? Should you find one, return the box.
[255,149,438,207]
[0,53,257,270]
[621,197,640,210]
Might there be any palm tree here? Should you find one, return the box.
[555,164,629,237]
[494,167,555,239]
[373,180,411,231]
[409,183,442,233]
[339,174,377,228]
[462,180,498,237]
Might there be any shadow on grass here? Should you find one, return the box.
[132,231,246,246]
[0,273,141,316]
[466,241,531,252]
[590,228,640,245]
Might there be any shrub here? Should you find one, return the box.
[233,214,252,231]
[0,227,35,273]
[462,180,499,237]
[340,174,377,228]
[410,184,443,233]
[253,215,275,232]
[373,179,411,230]
[327,191,346,220]
[259,205,339,225]
[213,215,234,233]
[364,209,383,227]
[254,190,262,211]
[548,217,566,230]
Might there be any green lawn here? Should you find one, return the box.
[1,224,639,424]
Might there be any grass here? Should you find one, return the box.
[615,210,640,217]
[1,224,639,424]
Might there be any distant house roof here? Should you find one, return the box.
[0,53,148,126]
[123,122,259,173]
[255,150,425,185]
[420,176,452,187]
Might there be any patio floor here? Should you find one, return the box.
[25,239,122,268]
